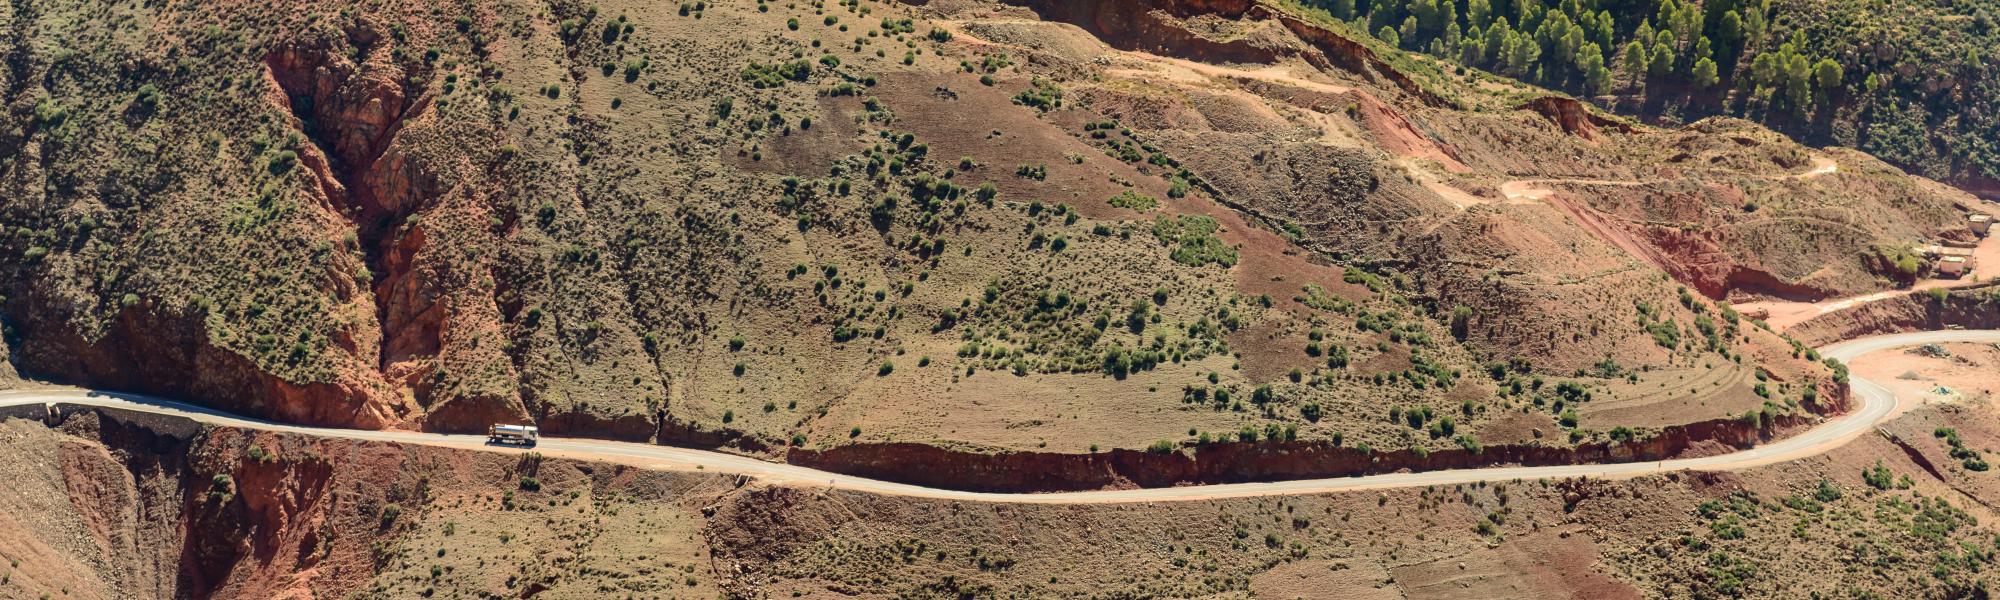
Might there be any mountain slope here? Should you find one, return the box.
[0,0,1986,472]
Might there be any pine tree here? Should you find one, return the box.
[1484,17,1513,68]
[1519,0,1546,31]
[1812,59,1843,91]
[1674,5,1702,47]
[1751,52,1779,89]
[1783,53,1812,109]
[1411,0,1441,41]
[1581,42,1612,94]
[1436,0,1457,41]
[1742,4,1767,49]
[1692,57,1720,88]
[1378,24,1402,49]
[1648,43,1675,77]
[1468,0,1492,29]
[1507,31,1541,76]
[1324,0,1357,20]
[1718,11,1743,47]
[1621,40,1648,86]
[1591,10,1614,50]
[1559,18,1584,64]
[1462,35,1486,65]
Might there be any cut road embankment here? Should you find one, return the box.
[0,330,1992,503]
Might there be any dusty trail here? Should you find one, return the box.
[0,330,1989,504]
[1736,230,2000,330]
[1497,154,1999,329]
[1496,156,1839,203]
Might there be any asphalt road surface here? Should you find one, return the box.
[1,329,1991,504]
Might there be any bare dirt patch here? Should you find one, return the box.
[1851,341,2000,414]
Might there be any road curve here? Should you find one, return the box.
[1,330,1992,504]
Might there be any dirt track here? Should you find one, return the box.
[1,330,1990,504]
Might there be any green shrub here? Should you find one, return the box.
[1863,461,1894,490]
[1151,215,1237,268]
[267,150,298,175]
[1107,190,1158,211]
[1011,78,1062,110]
[741,60,812,88]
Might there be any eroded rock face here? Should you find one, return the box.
[1517,96,1633,142]
[265,31,413,190]
[0,24,428,432]
[12,290,408,430]
[1637,224,1842,301]
[261,24,535,433]
[27,409,432,599]
[1790,283,2000,346]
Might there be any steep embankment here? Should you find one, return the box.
[1789,284,2000,346]
[786,410,1828,492]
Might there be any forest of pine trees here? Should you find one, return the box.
[1287,0,1999,195]
[1297,0,1839,112]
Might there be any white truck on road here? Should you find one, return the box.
[487,424,539,447]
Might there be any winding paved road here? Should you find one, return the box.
[1,330,1993,504]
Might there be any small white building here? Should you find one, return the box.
[1922,245,1975,259]
[1972,214,1993,236]
[1938,256,1969,278]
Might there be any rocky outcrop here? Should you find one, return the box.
[19,406,434,599]
[265,29,416,200]
[12,295,407,430]
[265,28,432,356]
[186,433,346,600]
[1961,174,2000,202]
[999,0,1286,68]
[1637,224,1840,301]
[1517,96,1633,141]
[539,407,658,442]
[265,23,541,434]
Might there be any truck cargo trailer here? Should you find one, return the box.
[488,424,540,446]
